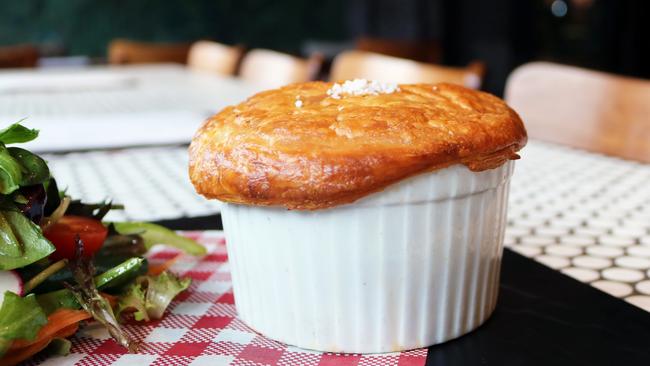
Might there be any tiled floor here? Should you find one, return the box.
[43,140,650,311]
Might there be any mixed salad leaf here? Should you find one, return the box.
[0,210,55,270]
[0,123,206,364]
[0,293,48,357]
[0,124,49,195]
[0,123,39,145]
[118,271,191,322]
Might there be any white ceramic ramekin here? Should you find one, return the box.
[221,161,514,353]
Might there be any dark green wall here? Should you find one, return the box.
[0,0,347,57]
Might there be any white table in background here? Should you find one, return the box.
[0,64,262,152]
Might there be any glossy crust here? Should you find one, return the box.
[189,82,527,210]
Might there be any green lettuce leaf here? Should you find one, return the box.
[0,148,23,195]
[145,272,190,319]
[0,123,38,145]
[112,222,206,256]
[117,271,190,321]
[35,288,79,315]
[0,146,49,195]
[0,122,48,195]
[44,337,72,356]
[118,283,149,321]
[0,210,55,270]
[0,292,48,357]
[8,147,50,186]
[0,212,21,257]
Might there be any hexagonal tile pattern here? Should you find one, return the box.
[505,141,650,312]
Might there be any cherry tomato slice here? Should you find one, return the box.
[44,215,108,260]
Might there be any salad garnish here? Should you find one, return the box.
[0,122,206,365]
[0,293,48,356]
[65,238,137,352]
[118,271,191,322]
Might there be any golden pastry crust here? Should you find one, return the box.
[189,82,527,210]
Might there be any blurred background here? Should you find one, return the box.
[1,0,649,95]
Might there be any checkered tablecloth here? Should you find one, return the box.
[24,231,428,366]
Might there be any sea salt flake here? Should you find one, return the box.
[295,100,303,108]
[327,79,400,99]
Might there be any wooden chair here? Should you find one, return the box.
[0,44,39,68]
[505,62,650,163]
[330,50,484,89]
[238,49,323,88]
[355,36,442,64]
[187,41,244,76]
[108,39,190,65]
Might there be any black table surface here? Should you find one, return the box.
[156,215,650,366]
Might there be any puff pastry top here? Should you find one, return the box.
[189,81,527,210]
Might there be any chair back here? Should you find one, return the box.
[108,39,190,65]
[187,41,244,76]
[239,49,323,88]
[330,51,484,89]
[355,36,442,63]
[505,62,650,162]
[0,44,39,68]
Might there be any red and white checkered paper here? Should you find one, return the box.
[24,231,428,366]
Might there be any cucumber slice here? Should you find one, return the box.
[95,257,145,290]
[36,257,145,314]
